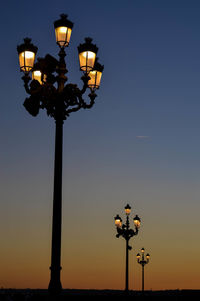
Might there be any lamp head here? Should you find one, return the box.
[17,38,38,73]
[88,58,104,91]
[124,204,131,216]
[78,37,98,73]
[54,14,73,48]
[114,214,122,228]
[133,214,141,228]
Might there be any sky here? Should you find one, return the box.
[1,0,200,291]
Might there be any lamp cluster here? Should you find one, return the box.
[17,14,104,296]
[137,248,150,291]
[137,248,150,266]
[17,14,104,120]
[114,204,141,240]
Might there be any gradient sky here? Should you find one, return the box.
[1,0,200,291]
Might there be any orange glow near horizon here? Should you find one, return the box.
[1,204,200,291]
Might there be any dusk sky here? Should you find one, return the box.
[1,0,200,291]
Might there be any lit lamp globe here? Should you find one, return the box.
[32,61,46,85]
[78,37,98,73]
[17,38,38,73]
[32,70,43,84]
[88,59,104,91]
[146,253,150,260]
[124,204,131,216]
[133,215,141,228]
[114,215,122,228]
[141,248,145,253]
[54,14,73,48]
[136,253,141,260]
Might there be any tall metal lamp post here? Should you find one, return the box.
[114,204,141,293]
[17,14,103,296]
[136,248,150,292]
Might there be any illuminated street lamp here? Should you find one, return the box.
[114,204,141,293]
[137,248,150,291]
[17,14,104,297]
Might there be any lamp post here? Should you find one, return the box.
[114,204,141,293]
[17,14,103,297]
[136,248,150,292]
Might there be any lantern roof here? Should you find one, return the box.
[78,37,98,54]
[54,14,73,30]
[17,38,38,54]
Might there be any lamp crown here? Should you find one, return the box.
[78,37,98,54]
[54,14,74,29]
[60,13,68,19]
[17,37,38,54]
[85,37,93,43]
[24,37,31,43]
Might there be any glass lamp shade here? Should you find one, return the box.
[17,38,38,73]
[78,38,98,73]
[32,70,46,85]
[146,253,150,259]
[54,14,73,48]
[136,253,141,259]
[125,204,131,215]
[88,59,104,91]
[141,248,145,253]
[133,215,141,228]
[31,59,47,84]
[114,215,122,228]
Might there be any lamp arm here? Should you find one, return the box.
[80,74,90,94]
[22,75,31,94]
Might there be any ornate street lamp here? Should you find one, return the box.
[17,14,104,297]
[114,204,141,293]
[137,248,150,291]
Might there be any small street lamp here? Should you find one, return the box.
[114,204,141,293]
[17,14,104,297]
[136,248,150,292]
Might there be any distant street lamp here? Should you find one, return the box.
[114,204,141,292]
[17,14,104,297]
[136,248,150,291]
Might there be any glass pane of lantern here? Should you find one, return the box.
[79,51,96,72]
[134,218,141,228]
[19,51,35,72]
[32,70,46,84]
[55,26,72,47]
[115,219,122,227]
[88,70,102,90]
[32,70,42,84]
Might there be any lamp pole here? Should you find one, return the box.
[114,204,141,293]
[136,248,150,292]
[17,14,104,297]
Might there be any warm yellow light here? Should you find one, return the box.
[125,208,131,215]
[136,254,141,259]
[115,219,122,228]
[133,216,141,228]
[19,51,35,72]
[114,215,122,228]
[32,70,46,85]
[88,70,102,90]
[55,26,72,47]
[79,51,96,73]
